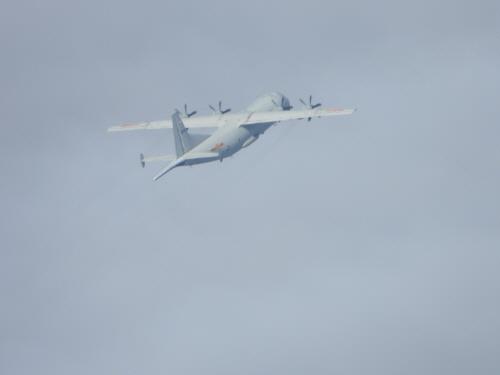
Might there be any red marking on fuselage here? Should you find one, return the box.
[210,142,224,152]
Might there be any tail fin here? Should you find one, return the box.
[172,111,194,157]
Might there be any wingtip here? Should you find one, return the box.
[107,125,126,132]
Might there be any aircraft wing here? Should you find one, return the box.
[108,117,220,132]
[241,107,356,125]
[108,107,355,132]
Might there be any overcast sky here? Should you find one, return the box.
[1,1,500,374]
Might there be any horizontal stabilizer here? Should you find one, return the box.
[140,153,176,168]
[153,158,184,181]
[152,152,219,181]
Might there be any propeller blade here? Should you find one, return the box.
[299,95,321,118]
[210,101,230,114]
[184,104,197,117]
[218,100,231,114]
[309,95,321,109]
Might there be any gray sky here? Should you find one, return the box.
[1,1,500,374]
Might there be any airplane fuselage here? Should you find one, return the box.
[182,92,289,165]
[108,90,355,180]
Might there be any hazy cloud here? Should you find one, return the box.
[1,1,499,374]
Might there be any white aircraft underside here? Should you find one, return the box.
[108,92,356,181]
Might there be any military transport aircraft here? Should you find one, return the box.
[108,92,355,181]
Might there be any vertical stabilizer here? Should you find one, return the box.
[172,111,194,157]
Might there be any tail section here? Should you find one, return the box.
[153,152,219,181]
[152,111,217,181]
[140,153,176,168]
[172,111,194,157]
[153,158,185,181]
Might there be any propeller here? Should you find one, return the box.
[209,101,231,114]
[175,104,197,118]
[299,95,321,109]
[299,95,322,121]
[184,104,197,117]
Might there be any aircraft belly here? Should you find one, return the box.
[184,155,220,166]
[219,127,253,157]
[244,122,274,135]
[180,121,272,162]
